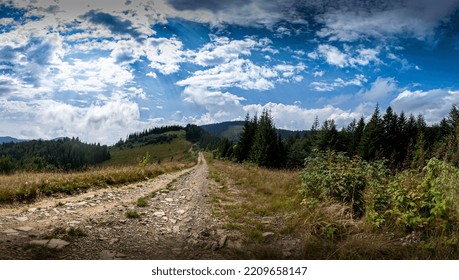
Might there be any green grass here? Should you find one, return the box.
[102,131,192,167]
[137,197,148,207]
[126,210,140,219]
[67,227,87,237]
[207,158,301,247]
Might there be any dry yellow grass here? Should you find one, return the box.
[0,161,193,203]
[207,157,434,259]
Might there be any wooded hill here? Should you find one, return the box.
[0,137,110,173]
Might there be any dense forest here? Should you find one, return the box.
[114,125,182,148]
[0,137,110,173]
[216,105,459,171]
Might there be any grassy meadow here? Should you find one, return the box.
[102,130,193,166]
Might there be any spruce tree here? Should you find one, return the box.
[235,113,257,162]
[249,110,280,168]
[358,105,383,160]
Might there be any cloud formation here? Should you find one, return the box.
[358,77,398,102]
[391,89,459,123]
[82,10,144,41]
[309,44,381,68]
[0,0,459,144]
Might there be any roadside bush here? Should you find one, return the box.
[366,158,459,235]
[301,150,388,218]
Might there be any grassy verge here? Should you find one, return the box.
[0,161,194,204]
[207,157,442,259]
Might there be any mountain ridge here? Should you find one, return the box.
[0,136,26,144]
[199,121,309,141]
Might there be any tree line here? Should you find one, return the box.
[216,105,459,170]
[115,125,183,148]
[0,137,110,173]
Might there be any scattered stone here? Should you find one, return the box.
[109,238,119,245]
[153,211,165,217]
[226,240,242,250]
[74,201,87,206]
[169,219,177,224]
[100,250,117,260]
[16,226,33,232]
[115,253,127,259]
[218,235,227,248]
[47,239,70,249]
[200,229,210,237]
[165,198,173,202]
[2,229,18,235]
[177,209,186,215]
[172,226,180,233]
[283,250,292,258]
[262,232,275,239]
[261,217,271,225]
[28,208,37,213]
[211,241,219,251]
[29,240,49,247]
[15,217,28,222]
[29,239,70,249]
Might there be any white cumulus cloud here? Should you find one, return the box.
[391,89,459,123]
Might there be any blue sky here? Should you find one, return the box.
[1,0,459,144]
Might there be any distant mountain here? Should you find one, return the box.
[0,136,27,144]
[200,121,245,141]
[200,121,308,141]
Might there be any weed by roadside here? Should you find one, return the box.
[126,210,140,219]
[137,197,148,207]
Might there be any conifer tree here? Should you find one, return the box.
[358,105,383,160]
[249,110,280,168]
[235,113,257,162]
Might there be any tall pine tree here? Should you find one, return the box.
[235,113,257,162]
[358,105,383,160]
[249,110,281,168]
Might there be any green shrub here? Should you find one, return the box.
[301,150,387,217]
[67,227,87,237]
[366,158,459,234]
[137,197,148,207]
[126,210,140,219]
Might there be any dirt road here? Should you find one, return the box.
[0,153,236,259]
